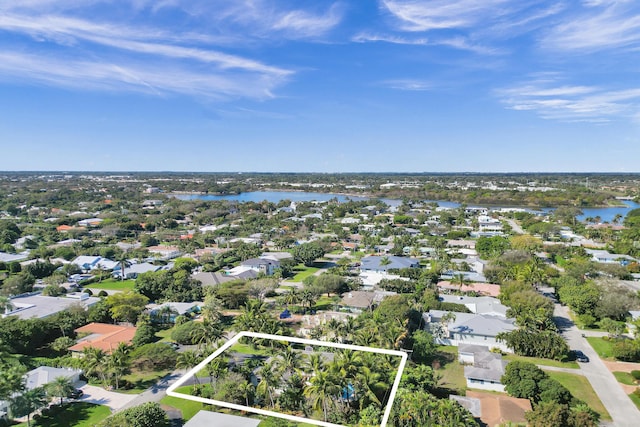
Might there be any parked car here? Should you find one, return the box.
[573,350,589,363]
[68,389,84,399]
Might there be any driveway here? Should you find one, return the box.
[553,303,640,426]
[78,384,138,411]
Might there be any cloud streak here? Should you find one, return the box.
[542,1,640,51]
[498,76,640,122]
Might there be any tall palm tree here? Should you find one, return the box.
[303,370,340,422]
[115,252,131,281]
[10,387,48,427]
[82,347,108,385]
[276,347,302,376]
[108,342,130,390]
[176,350,202,385]
[303,353,325,378]
[257,361,280,408]
[46,376,74,406]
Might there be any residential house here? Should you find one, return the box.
[147,245,181,260]
[77,218,103,227]
[437,281,501,297]
[459,344,508,392]
[0,251,29,263]
[69,323,137,355]
[424,310,516,352]
[451,391,531,427]
[148,302,201,323]
[3,293,99,319]
[585,249,636,265]
[337,290,396,313]
[439,295,508,318]
[359,255,420,274]
[70,256,118,272]
[112,262,163,279]
[0,367,83,417]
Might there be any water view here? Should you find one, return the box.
[175,191,639,223]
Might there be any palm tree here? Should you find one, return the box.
[115,252,131,281]
[300,290,317,313]
[82,347,108,385]
[0,296,14,314]
[276,347,302,376]
[238,381,255,407]
[46,376,74,406]
[10,387,48,427]
[206,357,228,386]
[108,342,130,390]
[304,353,325,378]
[303,370,340,422]
[176,350,202,385]
[257,361,280,408]
[379,256,392,267]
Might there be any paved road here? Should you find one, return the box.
[117,371,185,411]
[553,303,640,426]
[502,217,524,234]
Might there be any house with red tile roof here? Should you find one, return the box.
[69,322,136,355]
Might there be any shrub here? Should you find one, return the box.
[83,288,93,295]
[130,343,178,371]
[170,321,200,345]
[97,290,108,297]
[630,370,640,380]
[612,340,640,362]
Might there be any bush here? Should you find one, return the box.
[630,370,640,380]
[97,290,108,297]
[83,288,93,295]
[612,340,640,362]
[130,343,178,371]
[170,321,200,345]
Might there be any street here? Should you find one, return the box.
[553,303,640,426]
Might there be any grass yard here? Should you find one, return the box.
[313,295,340,311]
[613,371,638,385]
[229,342,269,356]
[546,371,611,420]
[288,265,319,282]
[155,327,174,342]
[503,354,580,369]
[160,385,206,421]
[15,402,110,427]
[87,278,135,291]
[119,369,171,394]
[629,391,640,410]
[586,337,615,359]
[432,346,466,395]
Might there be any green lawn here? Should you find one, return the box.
[160,385,206,421]
[433,346,466,394]
[586,337,615,359]
[229,342,268,356]
[613,371,638,385]
[629,391,640,410]
[546,371,611,420]
[16,402,110,427]
[313,295,340,311]
[287,265,319,282]
[155,327,174,342]
[119,369,171,394]
[87,278,135,291]
[503,354,580,369]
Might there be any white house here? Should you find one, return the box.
[438,295,508,318]
[458,344,508,392]
[424,310,516,352]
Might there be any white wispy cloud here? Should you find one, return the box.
[0,49,287,100]
[352,32,429,45]
[542,1,640,50]
[380,0,513,32]
[0,2,314,100]
[380,79,432,91]
[497,76,640,122]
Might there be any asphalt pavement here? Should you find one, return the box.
[553,303,640,426]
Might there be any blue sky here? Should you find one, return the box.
[1,0,639,172]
